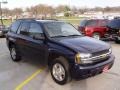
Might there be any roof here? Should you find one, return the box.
[36,19,63,23]
[16,18,63,23]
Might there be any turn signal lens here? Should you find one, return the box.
[75,53,81,64]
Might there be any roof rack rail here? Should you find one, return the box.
[45,19,58,21]
[16,18,59,22]
[16,18,36,21]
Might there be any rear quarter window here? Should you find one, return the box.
[10,21,21,33]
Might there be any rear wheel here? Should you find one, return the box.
[10,45,21,62]
[50,57,71,85]
[93,32,101,40]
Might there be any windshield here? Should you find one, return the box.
[107,19,120,29]
[44,22,81,37]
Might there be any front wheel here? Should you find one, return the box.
[50,57,71,85]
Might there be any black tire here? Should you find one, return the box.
[10,45,21,62]
[50,57,71,85]
[92,32,101,40]
[115,38,120,44]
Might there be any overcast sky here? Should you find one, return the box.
[1,0,120,9]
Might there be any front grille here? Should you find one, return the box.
[92,49,109,57]
[92,56,110,64]
[88,49,110,63]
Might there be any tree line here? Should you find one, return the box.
[2,4,120,18]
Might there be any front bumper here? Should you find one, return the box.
[71,54,115,79]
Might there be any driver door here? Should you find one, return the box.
[26,22,48,62]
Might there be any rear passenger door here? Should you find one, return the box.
[16,21,30,56]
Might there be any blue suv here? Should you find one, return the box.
[6,19,115,85]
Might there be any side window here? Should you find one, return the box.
[29,23,43,37]
[86,20,98,27]
[99,20,108,27]
[80,20,87,26]
[10,21,21,33]
[20,22,30,35]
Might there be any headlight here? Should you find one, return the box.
[109,48,112,54]
[75,53,81,64]
[75,53,92,64]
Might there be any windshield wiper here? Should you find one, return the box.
[67,34,82,37]
[51,35,67,38]
[51,34,82,38]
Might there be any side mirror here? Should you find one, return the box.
[33,34,45,40]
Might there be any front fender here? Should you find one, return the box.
[48,42,75,64]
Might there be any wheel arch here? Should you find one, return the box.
[48,51,69,67]
[92,31,102,37]
[8,41,15,50]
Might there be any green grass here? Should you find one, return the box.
[3,19,12,26]
[1,16,82,26]
[54,16,82,25]
[61,19,80,25]
[0,19,12,26]
[55,16,82,19]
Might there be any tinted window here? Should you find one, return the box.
[20,22,29,35]
[29,23,43,37]
[99,20,109,27]
[107,19,120,29]
[44,22,81,37]
[80,20,87,26]
[11,21,21,33]
[86,20,98,26]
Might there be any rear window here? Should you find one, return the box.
[79,20,87,26]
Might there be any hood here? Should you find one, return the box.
[54,36,110,53]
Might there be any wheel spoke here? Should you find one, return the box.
[11,48,16,59]
[52,63,65,81]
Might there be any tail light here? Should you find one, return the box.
[78,26,85,33]
[85,28,92,33]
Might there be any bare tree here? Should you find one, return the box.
[79,7,88,14]
[12,8,23,19]
[55,5,65,13]
[2,8,11,17]
[26,4,55,18]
